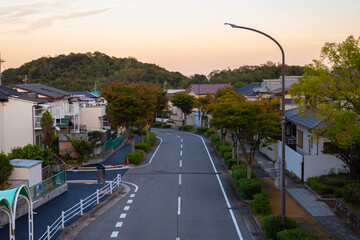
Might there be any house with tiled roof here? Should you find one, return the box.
[234,82,260,100]
[184,84,230,98]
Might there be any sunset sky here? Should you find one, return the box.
[1,0,359,76]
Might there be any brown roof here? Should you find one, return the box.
[186,84,230,95]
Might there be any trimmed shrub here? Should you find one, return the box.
[166,120,174,123]
[343,183,360,204]
[206,129,215,137]
[125,149,145,165]
[225,158,237,169]
[211,135,220,144]
[232,165,256,180]
[261,215,299,240]
[215,142,222,151]
[237,178,263,200]
[306,177,334,195]
[133,128,147,135]
[252,192,272,216]
[135,142,150,152]
[162,124,171,128]
[223,151,233,161]
[0,153,13,188]
[277,229,319,240]
[153,122,163,128]
[180,125,195,131]
[318,172,353,188]
[196,127,209,134]
[219,145,232,156]
[143,132,157,146]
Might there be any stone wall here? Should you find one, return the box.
[335,200,360,232]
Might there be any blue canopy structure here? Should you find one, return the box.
[0,185,33,240]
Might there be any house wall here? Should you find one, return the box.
[296,124,312,155]
[81,106,105,131]
[59,141,79,158]
[0,98,34,154]
[304,155,345,180]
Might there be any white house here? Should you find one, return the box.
[260,107,345,181]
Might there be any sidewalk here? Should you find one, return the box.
[254,152,360,240]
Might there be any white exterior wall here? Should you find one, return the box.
[304,155,345,180]
[8,163,42,186]
[0,98,34,154]
[296,124,312,156]
[8,167,28,183]
[81,106,105,131]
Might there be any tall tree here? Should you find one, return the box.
[211,97,281,178]
[40,110,55,149]
[194,92,214,127]
[102,81,165,152]
[290,35,360,179]
[171,92,196,126]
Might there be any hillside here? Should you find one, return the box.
[2,52,190,91]
[2,53,304,92]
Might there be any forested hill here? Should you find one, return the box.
[2,52,304,91]
[2,52,190,91]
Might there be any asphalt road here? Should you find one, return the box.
[76,129,252,240]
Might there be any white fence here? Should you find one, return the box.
[259,141,345,181]
[38,174,121,240]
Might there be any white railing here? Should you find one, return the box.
[38,174,122,240]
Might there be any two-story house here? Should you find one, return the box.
[0,86,47,153]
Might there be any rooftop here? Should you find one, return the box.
[186,84,230,95]
[15,83,71,99]
[10,159,43,168]
[285,108,323,130]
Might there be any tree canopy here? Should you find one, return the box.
[171,92,196,126]
[40,110,55,149]
[2,52,189,91]
[290,35,360,179]
[102,81,166,152]
[211,92,281,178]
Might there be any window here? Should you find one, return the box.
[297,130,303,148]
[323,142,336,154]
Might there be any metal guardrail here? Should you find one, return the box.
[38,174,122,240]
[30,171,66,201]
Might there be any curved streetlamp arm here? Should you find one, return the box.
[225,22,287,226]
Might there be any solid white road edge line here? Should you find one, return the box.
[122,181,139,192]
[190,132,244,240]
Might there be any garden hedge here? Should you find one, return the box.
[261,215,299,240]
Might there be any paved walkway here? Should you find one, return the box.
[255,152,360,240]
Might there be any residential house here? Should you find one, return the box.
[253,76,300,110]
[72,91,108,132]
[259,107,344,181]
[184,84,230,127]
[13,84,81,143]
[233,82,261,100]
[0,86,47,153]
[166,89,185,125]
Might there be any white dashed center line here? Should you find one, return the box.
[178,197,181,215]
[179,174,182,185]
[111,231,119,238]
[120,213,127,219]
[115,222,123,228]
[130,194,135,198]
[127,199,133,204]
[179,160,182,168]
[124,206,130,211]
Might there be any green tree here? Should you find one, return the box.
[40,110,55,149]
[65,134,92,162]
[0,153,13,189]
[211,97,281,178]
[102,81,163,152]
[290,35,360,179]
[8,144,55,166]
[194,93,214,127]
[171,92,196,126]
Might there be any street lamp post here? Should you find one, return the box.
[225,23,287,225]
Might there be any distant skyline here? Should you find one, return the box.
[1,0,359,76]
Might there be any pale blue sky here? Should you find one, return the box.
[1,0,359,76]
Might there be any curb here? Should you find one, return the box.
[57,183,130,240]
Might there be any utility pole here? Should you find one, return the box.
[0,53,5,85]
